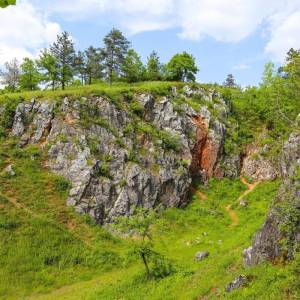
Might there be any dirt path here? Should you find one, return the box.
[224,176,260,227]
[237,177,260,203]
[224,204,238,227]
[0,191,95,249]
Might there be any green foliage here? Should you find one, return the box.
[50,31,76,90]
[37,49,59,90]
[114,208,171,278]
[223,73,237,88]
[165,51,198,82]
[102,28,130,85]
[0,0,15,8]
[20,58,42,91]
[146,51,163,81]
[158,130,181,151]
[122,49,145,83]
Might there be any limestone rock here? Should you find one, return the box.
[8,88,230,224]
[225,275,248,292]
[195,251,209,261]
[243,132,300,265]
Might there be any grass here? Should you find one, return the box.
[0,82,299,299]
[0,81,187,105]
[0,137,298,299]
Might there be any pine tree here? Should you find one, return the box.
[50,31,76,90]
[85,46,104,85]
[146,51,162,81]
[74,51,86,85]
[122,49,145,83]
[102,28,130,85]
[0,58,20,91]
[223,74,236,87]
[37,49,59,91]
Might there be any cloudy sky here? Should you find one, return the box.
[1,0,300,85]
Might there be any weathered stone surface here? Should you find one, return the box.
[225,275,248,292]
[242,143,278,181]
[10,89,230,224]
[243,132,300,265]
[194,251,209,261]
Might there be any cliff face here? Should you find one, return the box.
[8,86,229,223]
[244,132,300,265]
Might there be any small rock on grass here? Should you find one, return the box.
[225,275,248,292]
[195,251,209,261]
[4,165,16,177]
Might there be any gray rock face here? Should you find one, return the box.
[225,275,248,292]
[244,132,300,265]
[242,150,278,181]
[10,89,229,224]
[194,251,209,261]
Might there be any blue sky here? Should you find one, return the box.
[1,0,300,86]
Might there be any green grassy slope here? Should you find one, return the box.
[0,139,298,300]
[0,82,299,299]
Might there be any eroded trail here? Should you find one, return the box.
[224,176,260,227]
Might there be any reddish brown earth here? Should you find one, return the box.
[190,115,220,178]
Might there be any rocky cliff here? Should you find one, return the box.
[7,86,230,224]
[243,131,300,265]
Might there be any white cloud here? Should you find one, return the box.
[265,4,300,62]
[2,0,300,65]
[0,0,61,65]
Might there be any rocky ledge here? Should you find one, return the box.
[244,132,300,265]
[9,86,232,224]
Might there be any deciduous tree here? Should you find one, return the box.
[165,52,198,82]
[19,58,41,91]
[0,58,20,91]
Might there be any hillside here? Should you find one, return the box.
[0,82,299,299]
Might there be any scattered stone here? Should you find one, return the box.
[4,165,16,176]
[239,199,248,207]
[195,251,209,261]
[225,275,248,292]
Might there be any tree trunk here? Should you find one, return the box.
[141,253,150,277]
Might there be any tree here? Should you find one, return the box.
[223,74,237,88]
[19,58,41,91]
[0,58,20,91]
[85,46,104,85]
[165,52,198,82]
[114,208,172,278]
[122,49,145,83]
[50,31,76,90]
[74,51,86,85]
[102,28,130,85]
[261,62,275,87]
[37,49,59,90]
[0,0,16,8]
[146,51,162,81]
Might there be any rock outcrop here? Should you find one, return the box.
[9,86,228,223]
[244,132,300,265]
[241,145,278,181]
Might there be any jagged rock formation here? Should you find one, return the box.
[241,144,278,181]
[244,132,300,265]
[9,86,229,223]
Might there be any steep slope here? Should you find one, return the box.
[4,84,230,224]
